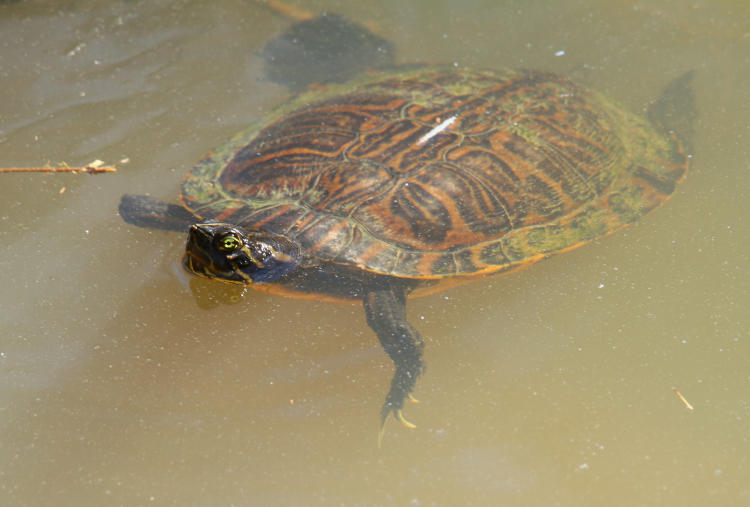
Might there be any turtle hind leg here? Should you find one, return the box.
[648,71,697,153]
[119,194,196,232]
[363,282,424,435]
[261,11,395,91]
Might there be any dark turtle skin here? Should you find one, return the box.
[119,14,693,434]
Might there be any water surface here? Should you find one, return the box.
[1,0,749,505]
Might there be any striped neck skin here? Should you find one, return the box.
[182,221,300,284]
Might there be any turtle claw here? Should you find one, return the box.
[378,406,417,447]
[396,409,417,429]
[376,368,421,444]
[377,424,386,448]
[379,391,418,432]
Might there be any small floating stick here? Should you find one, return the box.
[673,387,694,411]
[0,158,128,174]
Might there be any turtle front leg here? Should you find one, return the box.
[363,284,424,432]
[119,194,197,233]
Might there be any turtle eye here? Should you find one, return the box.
[216,232,242,252]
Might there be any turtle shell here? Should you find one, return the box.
[181,67,688,280]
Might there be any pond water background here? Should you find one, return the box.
[1,0,750,505]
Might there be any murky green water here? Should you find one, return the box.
[1,0,749,505]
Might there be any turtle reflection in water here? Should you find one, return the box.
[119,11,693,434]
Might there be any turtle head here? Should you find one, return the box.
[183,221,300,284]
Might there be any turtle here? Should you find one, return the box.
[119,11,693,433]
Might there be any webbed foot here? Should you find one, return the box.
[375,336,423,445]
[364,282,425,442]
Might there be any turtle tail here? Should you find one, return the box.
[647,71,697,154]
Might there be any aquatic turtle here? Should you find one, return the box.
[119,12,693,431]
